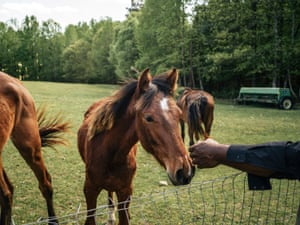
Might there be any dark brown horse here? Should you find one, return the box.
[0,72,70,225]
[77,68,195,225]
[177,88,214,146]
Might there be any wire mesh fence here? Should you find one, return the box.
[24,172,299,225]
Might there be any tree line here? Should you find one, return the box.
[1,0,300,98]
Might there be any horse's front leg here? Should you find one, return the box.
[83,179,101,225]
[107,191,116,225]
[116,188,133,225]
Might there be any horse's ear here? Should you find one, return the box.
[167,68,178,92]
[138,68,152,93]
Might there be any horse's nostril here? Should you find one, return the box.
[176,168,194,185]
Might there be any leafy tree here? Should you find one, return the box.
[18,15,41,80]
[64,25,79,47]
[0,1,299,97]
[0,22,21,76]
[284,0,300,96]
[62,39,91,82]
[191,0,300,97]
[89,19,116,83]
[38,20,64,81]
[135,0,184,73]
[110,15,139,80]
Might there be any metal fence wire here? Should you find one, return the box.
[24,172,300,225]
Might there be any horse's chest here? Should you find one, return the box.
[86,150,137,190]
[102,160,137,190]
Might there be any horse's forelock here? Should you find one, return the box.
[135,82,157,110]
[152,74,175,96]
[135,74,176,111]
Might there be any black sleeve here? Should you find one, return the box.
[227,141,300,190]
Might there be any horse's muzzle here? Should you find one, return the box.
[170,166,195,186]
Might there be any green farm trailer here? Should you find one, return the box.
[236,87,295,110]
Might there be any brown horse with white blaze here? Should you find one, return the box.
[177,88,214,146]
[0,72,70,225]
[77,68,195,225]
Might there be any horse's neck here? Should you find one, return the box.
[100,95,140,163]
[117,96,139,135]
[109,112,139,164]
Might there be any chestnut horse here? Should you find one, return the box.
[177,88,214,146]
[77,68,195,225]
[0,72,70,225]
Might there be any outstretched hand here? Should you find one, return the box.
[189,138,229,168]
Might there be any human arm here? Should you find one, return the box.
[189,139,300,179]
[188,139,275,177]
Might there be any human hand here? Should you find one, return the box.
[189,138,228,168]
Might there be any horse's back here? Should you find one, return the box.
[0,72,31,99]
[0,72,36,131]
[178,88,214,120]
[188,89,214,111]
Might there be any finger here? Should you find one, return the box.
[190,140,204,147]
[194,161,207,169]
[192,159,200,166]
[189,142,203,152]
[189,151,200,158]
[191,157,204,164]
[188,146,195,153]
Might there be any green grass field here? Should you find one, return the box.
[3,81,300,224]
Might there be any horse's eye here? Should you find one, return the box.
[144,115,154,122]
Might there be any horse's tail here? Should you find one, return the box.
[200,96,210,139]
[37,106,71,148]
[188,96,208,139]
[200,96,208,119]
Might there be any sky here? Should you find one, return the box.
[0,0,132,29]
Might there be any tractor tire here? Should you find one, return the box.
[280,97,293,110]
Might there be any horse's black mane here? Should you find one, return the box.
[111,80,138,119]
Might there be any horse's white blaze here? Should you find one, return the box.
[160,98,169,111]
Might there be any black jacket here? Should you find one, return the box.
[227,141,300,190]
